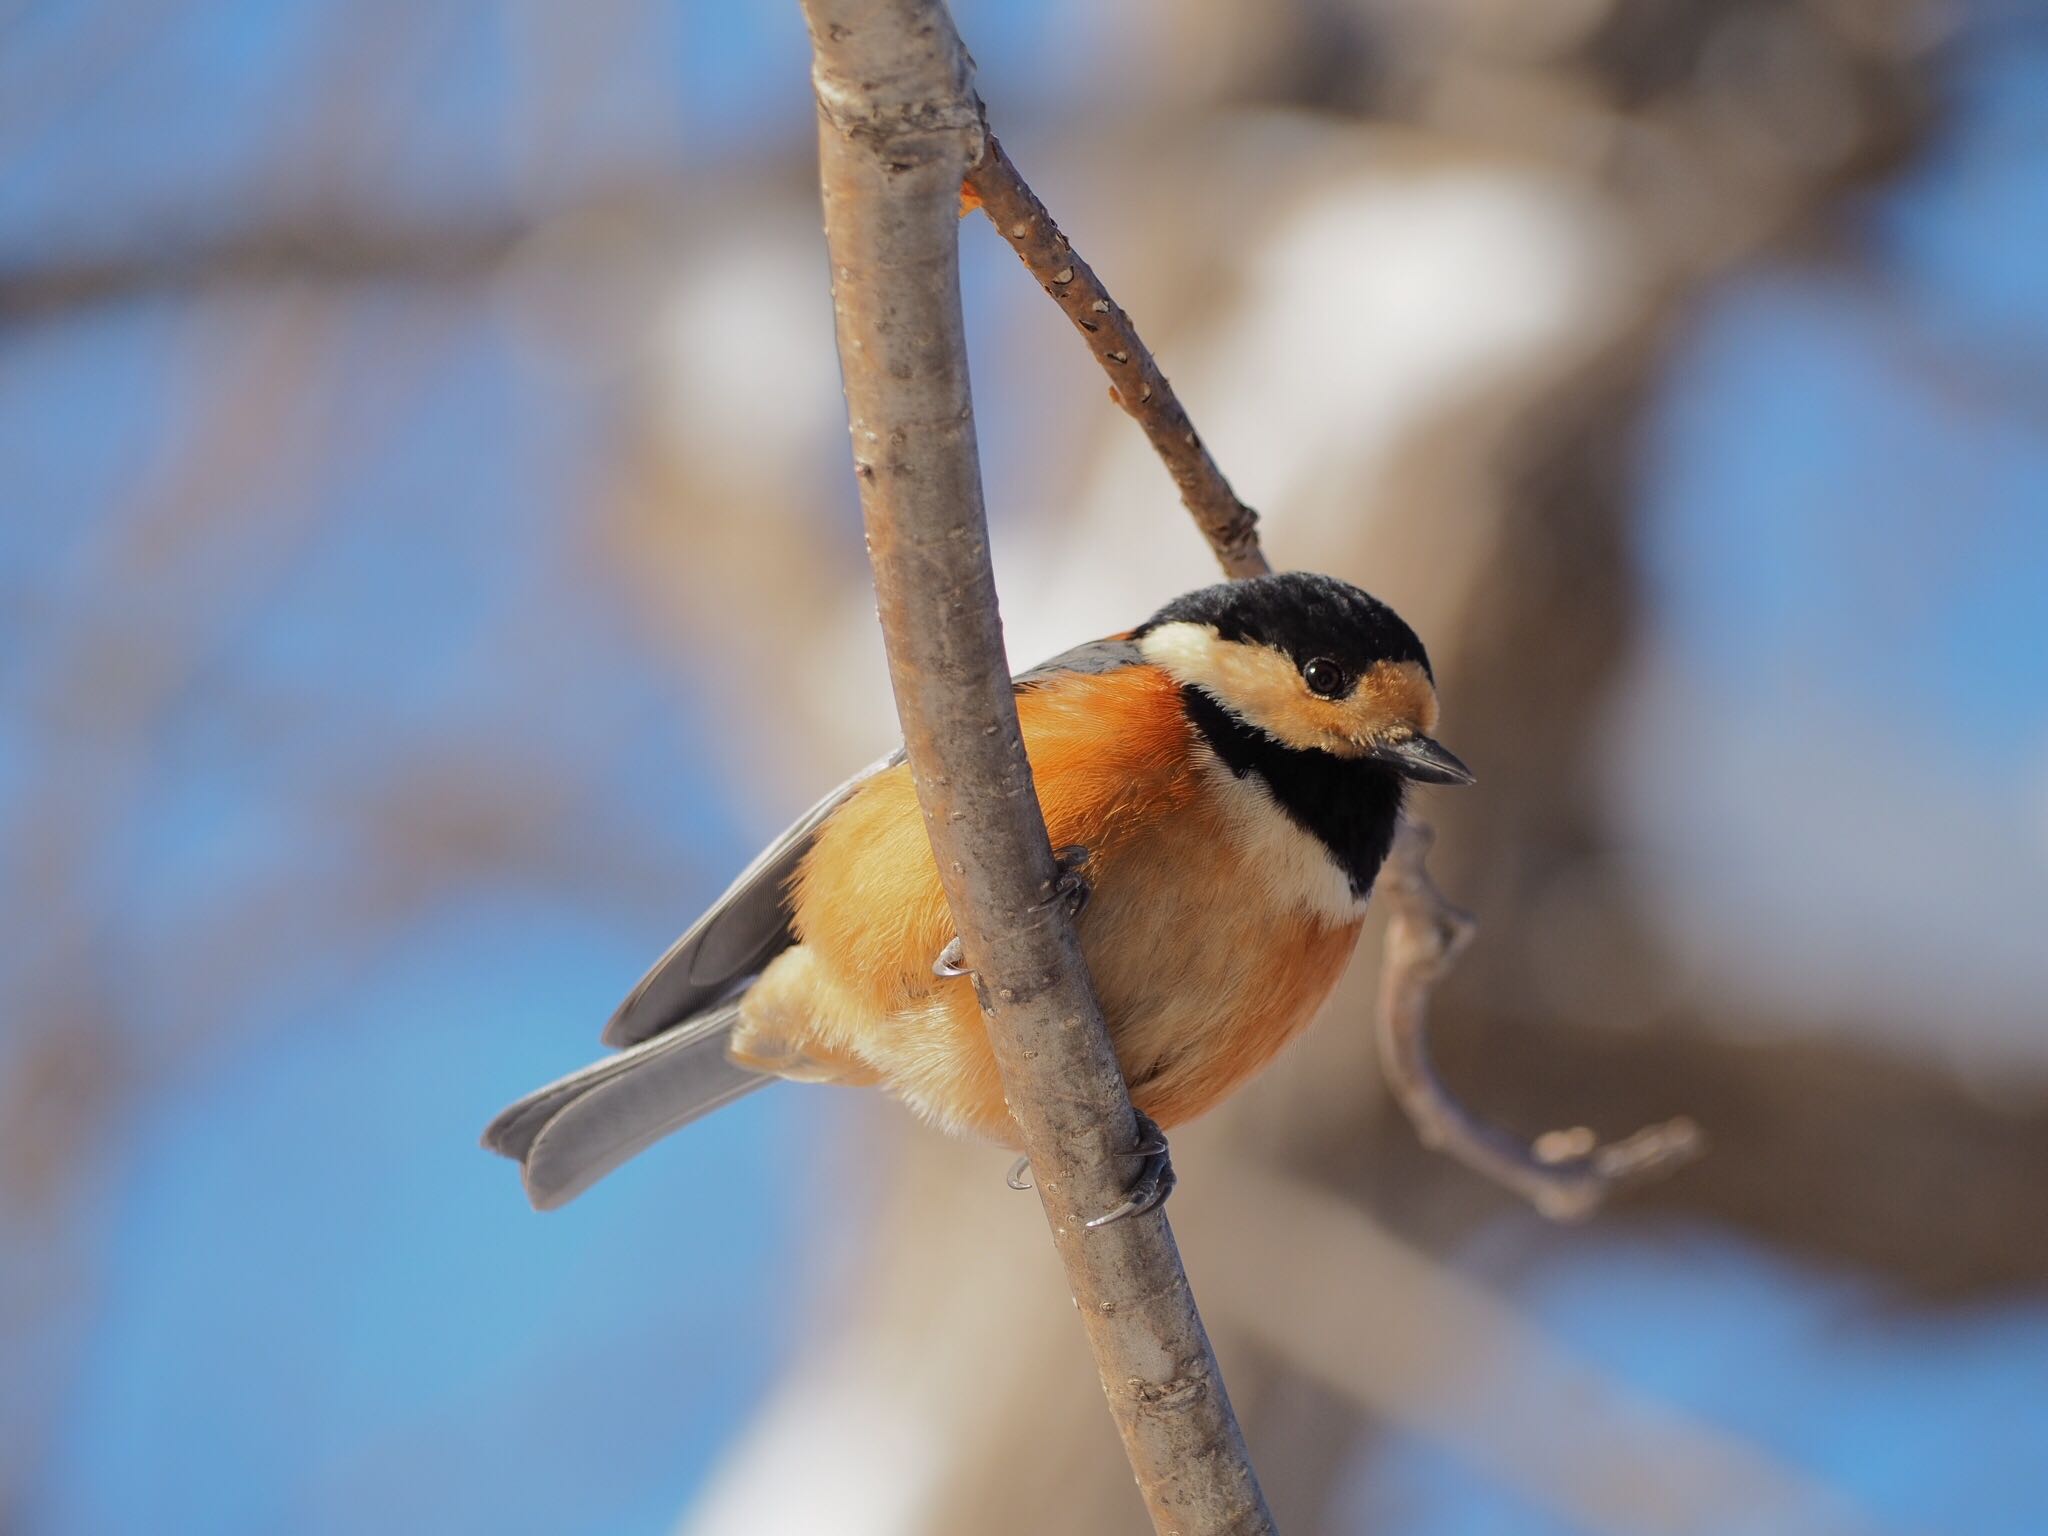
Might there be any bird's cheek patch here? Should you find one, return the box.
[1138,625,1440,755]
[1240,657,1439,755]
[1349,660,1438,741]
[1141,624,1331,748]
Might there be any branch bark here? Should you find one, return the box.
[797,2,1273,1531]
[964,134,1270,580]
[1375,818,1704,1220]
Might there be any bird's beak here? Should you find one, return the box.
[1369,733,1475,786]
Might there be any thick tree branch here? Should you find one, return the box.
[797,2,1272,1531]
[1375,818,1704,1220]
[965,134,1270,580]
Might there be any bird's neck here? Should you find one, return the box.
[1180,686,1405,900]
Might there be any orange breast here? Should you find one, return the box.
[781,665,1361,1141]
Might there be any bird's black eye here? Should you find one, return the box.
[1302,657,1346,697]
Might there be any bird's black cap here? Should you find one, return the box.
[1137,572,1433,682]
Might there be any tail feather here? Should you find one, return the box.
[482,1000,767,1209]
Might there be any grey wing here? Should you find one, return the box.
[1013,634,1147,687]
[601,749,902,1048]
[600,637,1144,1050]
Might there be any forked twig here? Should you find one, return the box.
[1375,819,1705,1220]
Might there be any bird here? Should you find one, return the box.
[483,571,1472,1221]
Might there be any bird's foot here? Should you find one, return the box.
[933,936,970,978]
[1048,844,1092,918]
[1001,1108,1174,1228]
[933,845,1092,978]
[1085,1109,1175,1229]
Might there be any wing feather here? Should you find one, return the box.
[601,750,901,1047]
[601,635,1150,1049]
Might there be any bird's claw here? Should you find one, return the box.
[933,936,969,978]
[1085,1109,1176,1229]
[934,845,1092,977]
[1048,844,1092,918]
[1003,1108,1174,1226]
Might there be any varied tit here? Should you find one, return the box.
[484,571,1473,1221]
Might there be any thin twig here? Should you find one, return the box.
[1375,818,1705,1220]
[964,133,1271,580]
[796,2,1273,1532]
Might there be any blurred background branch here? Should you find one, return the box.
[1374,817,1703,1221]
[0,213,529,321]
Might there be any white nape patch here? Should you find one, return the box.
[1139,620,1229,693]
[1194,739,1366,923]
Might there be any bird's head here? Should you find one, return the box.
[1135,572,1473,785]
